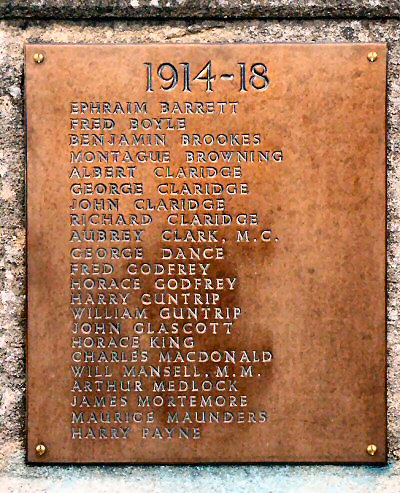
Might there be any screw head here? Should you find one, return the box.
[33,53,44,64]
[367,51,378,63]
[367,444,377,456]
[35,443,46,456]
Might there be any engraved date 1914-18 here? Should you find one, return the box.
[145,61,270,93]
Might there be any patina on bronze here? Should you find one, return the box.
[25,43,387,464]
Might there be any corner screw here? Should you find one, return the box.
[35,443,46,456]
[367,444,377,456]
[367,52,378,63]
[33,53,44,64]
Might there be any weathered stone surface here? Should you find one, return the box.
[1,17,400,491]
[1,0,400,20]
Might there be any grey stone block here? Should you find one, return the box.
[1,16,399,492]
[1,1,400,20]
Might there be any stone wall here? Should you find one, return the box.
[1,3,400,491]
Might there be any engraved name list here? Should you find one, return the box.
[68,64,278,439]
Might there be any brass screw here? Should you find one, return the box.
[367,444,378,456]
[367,51,378,63]
[33,53,44,64]
[35,443,46,456]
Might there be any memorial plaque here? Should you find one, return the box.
[25,43,387,464]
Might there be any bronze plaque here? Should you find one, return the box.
[25,43,387,464]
